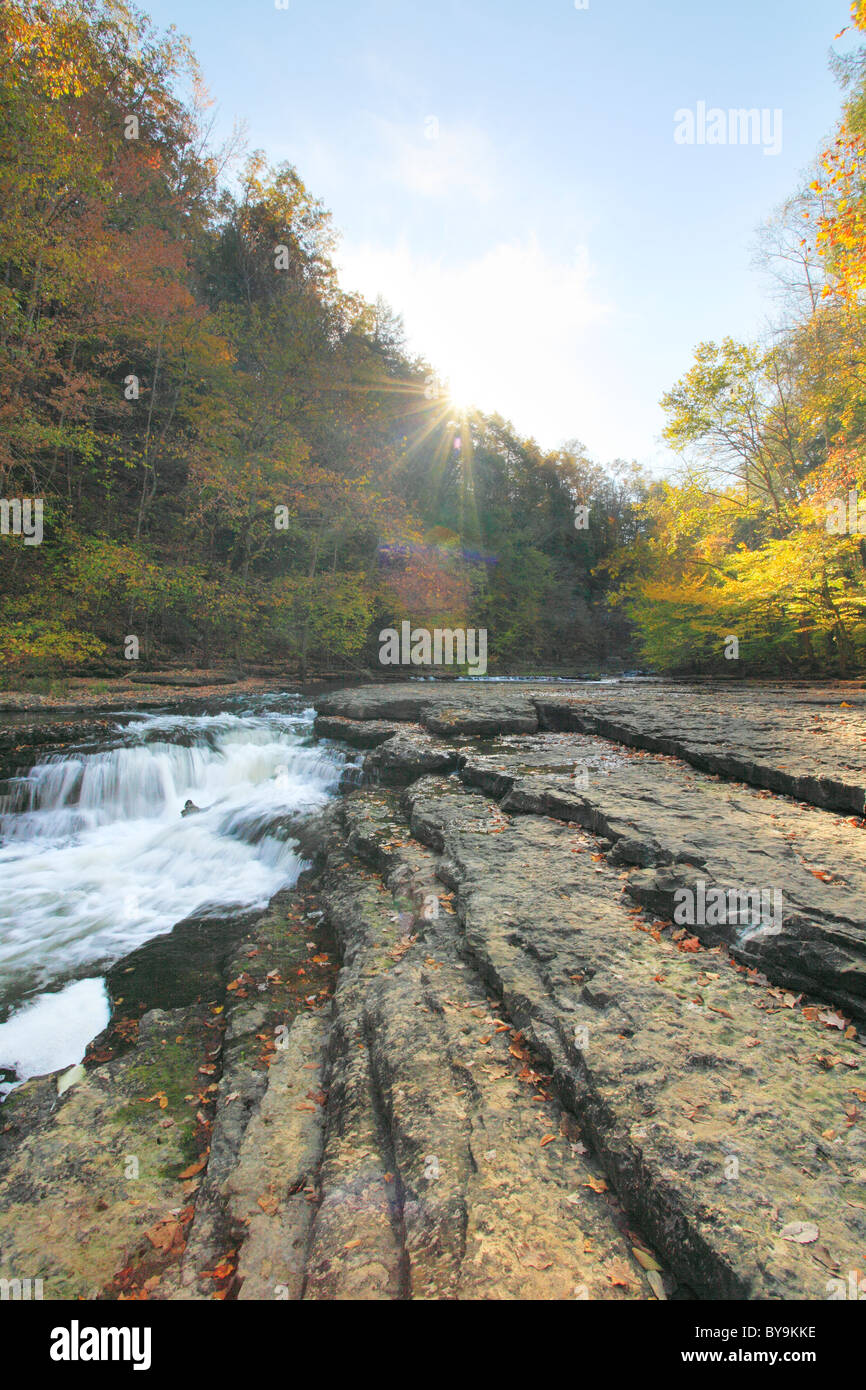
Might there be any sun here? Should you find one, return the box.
[445,377,475,416]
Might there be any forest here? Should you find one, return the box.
[1,0,866,681]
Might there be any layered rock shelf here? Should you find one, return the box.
[2,680,864,1300]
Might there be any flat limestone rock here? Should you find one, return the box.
[400,775,866,1300]
[227,1011,328,1301]
[0,1008,212,1299]
[455,738,866,1021]
[534,682,866,814]
[316,683,539,737]
[312,796,655,1300]
[315,680,866,813]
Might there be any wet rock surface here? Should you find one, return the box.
[0,717,120,780]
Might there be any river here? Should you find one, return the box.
[0,693,347,1095]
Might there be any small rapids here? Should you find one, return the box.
[0,698,346,1093]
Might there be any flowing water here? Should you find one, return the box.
[0,695,347,1094]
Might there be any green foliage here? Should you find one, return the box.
[0,619,108,674]
[0,0,644,679]
[617,20,866,681]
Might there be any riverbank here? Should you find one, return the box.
[0,678,864,1300]
[0,671,297,715]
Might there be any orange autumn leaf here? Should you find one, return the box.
[178,1154,209,1179]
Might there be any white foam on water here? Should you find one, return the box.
[0,977,110,1098]
[0,702,344,1091]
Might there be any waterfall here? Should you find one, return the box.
[0,700,345,1094]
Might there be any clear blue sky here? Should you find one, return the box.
[141,0,857,472]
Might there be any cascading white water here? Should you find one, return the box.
[0,700,346,1094]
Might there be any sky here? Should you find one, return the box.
[139,0,859,474]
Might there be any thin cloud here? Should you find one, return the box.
[371,116,499,201]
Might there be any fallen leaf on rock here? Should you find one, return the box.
[647,1270,667,1300]
[520,1250,553,1271]
[540,1134,556,1147]
[145,1218,184,1252]
[607,1260,631,1288]
[820,1011,848,1031]
[585,1175,608,1193]
[810,1246,841,1271]
[632,1247,662,1272]
[780,1221,819,1244]
[178,1155,208,1179]
[257,1194,279,1215]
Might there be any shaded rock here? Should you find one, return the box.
[364,731,461,787]
[314,715,402,748]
